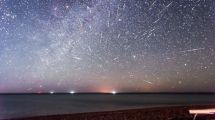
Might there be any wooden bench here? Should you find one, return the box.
[189,109,215,120]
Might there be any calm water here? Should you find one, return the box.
[0,94,215,119]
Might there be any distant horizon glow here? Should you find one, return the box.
[0,0,215,93]
[69,91,75,94]
[111,91,117,95]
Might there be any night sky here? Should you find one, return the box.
[0,0,215,93]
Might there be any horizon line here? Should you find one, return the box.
[1,92,215,95]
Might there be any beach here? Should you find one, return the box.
[13,105,215,120]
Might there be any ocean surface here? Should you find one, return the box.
[0,94,215,119]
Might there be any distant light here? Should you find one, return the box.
[65,5,69,9]
[111,91,117,95]
[69,91,75,94]
[50,91,54,94]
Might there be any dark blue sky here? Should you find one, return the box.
[0,0,215,93]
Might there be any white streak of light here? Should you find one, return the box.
[180,48,205,53]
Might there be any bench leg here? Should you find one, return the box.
[193,114,197,120]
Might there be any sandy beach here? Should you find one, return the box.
[11,105,215,120]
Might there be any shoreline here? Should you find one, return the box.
[1,92,215,95]
[10,105,215,120]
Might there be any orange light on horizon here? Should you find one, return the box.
[95,86,118,94]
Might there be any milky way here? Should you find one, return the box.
[0,0,215,93]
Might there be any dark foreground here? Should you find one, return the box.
[11,105,215,120]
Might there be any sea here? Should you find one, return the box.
[0,93,215,119]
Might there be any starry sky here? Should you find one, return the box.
[0,0,215,93]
